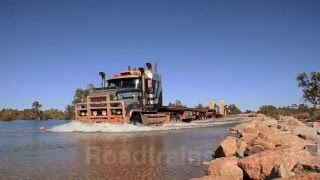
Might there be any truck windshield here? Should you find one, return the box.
[108,78,140,89]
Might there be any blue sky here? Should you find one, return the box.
[0,0,319,111]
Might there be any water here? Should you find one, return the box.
[0,118,240,179]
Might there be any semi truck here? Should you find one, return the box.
[75,63,225,125]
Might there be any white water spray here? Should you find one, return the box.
[48,119,240,133]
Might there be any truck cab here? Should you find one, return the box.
[75,63,165,124]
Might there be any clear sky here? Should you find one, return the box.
[0,0,319,111]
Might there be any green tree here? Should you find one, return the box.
[0,109,21,121]
[72,83,95,105]
[195,103,204,109]
[32,101,44,120]
[64,104,75,120]
[66,83,95,120]
[257,105,279,119]
[226,104,242,115]
[175,100,183,107]
[244,110,254,113]
[167,100,186,107]
[43,109,65,120]
[22,109,36,120]
[296,72,320,107]
[1,109,15,121]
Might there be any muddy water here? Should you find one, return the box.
[0,119,240,179]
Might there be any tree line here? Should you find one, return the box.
[257,72,320,121]
[0,84,95,121]
[1,71,318,121]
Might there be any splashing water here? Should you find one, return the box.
[48,118,240,133]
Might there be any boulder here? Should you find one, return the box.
[231,115,278,134]
[279,116,307,128]
[237,146,313,179]
[246,128,312,154]
[214,136,238,158]
[313,122,320,135]
[240,133,258,143]
[208,157,243,180]
[291,125,320,142]
[278,173,320,180]
[292,157,320,174]
[304,145,320,158]
[268,164,295,179]
[236,139,247,158]
[39,126,46,131]
[278,116,320,142]
[191,175,240,180]
[201,161,211,166]
[188,158,197,164]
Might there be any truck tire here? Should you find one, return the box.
[130,113,142,125]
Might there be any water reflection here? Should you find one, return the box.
[0,120,239,179]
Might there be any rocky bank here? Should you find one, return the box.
[195,114,320,180]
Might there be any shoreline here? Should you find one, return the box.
[194,114,320,179]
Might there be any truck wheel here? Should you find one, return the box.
[130,113,142,125]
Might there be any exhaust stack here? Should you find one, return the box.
[99,72,106,88]
[138,67,146,107]
[146,63,152,70]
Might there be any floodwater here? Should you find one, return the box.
[0,118,240,179]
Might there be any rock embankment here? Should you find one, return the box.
[195,114,320,180]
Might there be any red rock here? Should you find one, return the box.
[280,173,320,180]
[240,133,258,143]
[214,136,238,158]
[188,158,197,164]
[236,139,247,158]
[292,157,320,174]
[279,116,307,128]
[313,122,320,135]
[191,175,240,180]
[246,128,312,155]
[39,126,46,131]
[237,147,314,179]
[230,130,238,134]
[201,161,211,166]
[271,164,295,178]
[208,157,243,180]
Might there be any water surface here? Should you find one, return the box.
[0,118,240,179]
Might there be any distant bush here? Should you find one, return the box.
[257,105,279,119]
[257,104,318,121]
[226,104,242,115]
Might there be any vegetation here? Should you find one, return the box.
[296,72,320,107]
[0,102,65,121]
[168,100,187,107]
[226,104,242,115]
[244,110,255,113]
[2,71,319,121]
[195,103,204,109]
[257,71,320,121]
[0,83,95,121]
[257,103,319,121]
[64,83,96,120]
